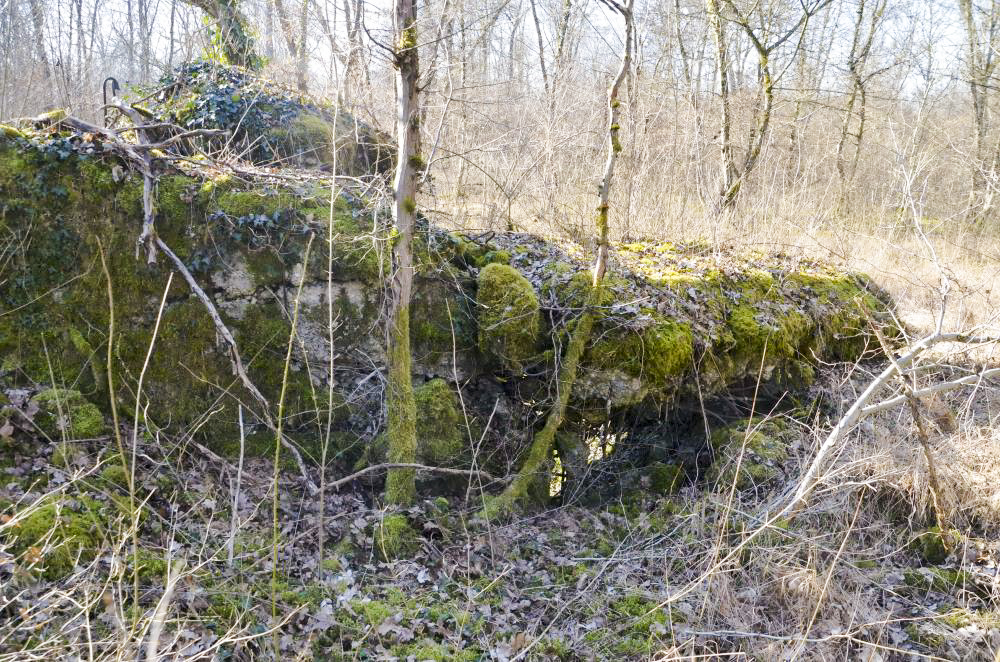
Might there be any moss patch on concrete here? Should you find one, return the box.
[476,263,541,374]
[708,417,795,490]
[413,379,463,465]
[30,389,106,440]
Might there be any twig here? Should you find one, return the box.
[328,463,500,491]
[144,559,185,662]
[228,405,246,567]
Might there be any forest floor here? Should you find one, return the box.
[4,352,1000,661]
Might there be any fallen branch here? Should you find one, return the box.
[328,463,500,491]
[781,329,1000,512]
[861,366,1000,415]
[110,99,159,264]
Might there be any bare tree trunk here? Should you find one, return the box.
[182,0,260,69]
[958,0,1000,220]
[836,0,884,205]
[529,0,549,96]
[272,0,309,92]
[341,0,366,106]
[706,0,736,209]
[593,0,634,284]
[296,0,310,91]
[714,0,831,209]
[28,0,51,80]
[385,0,421,507]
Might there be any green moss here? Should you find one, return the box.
[610,593,677,636]
[905,623,944,649]
[375,514,418,561]
[30,389,106,440]
[50,441,76,469]
[903,566,975,594]
[386,306,417,506]
[7,496,105,579]
[587,315,693,389]
[413,379,463,465]
[910,527,958,565]
[476,263,541,374]
[708,417,793,489]
[355,599,392,627]
[472,249,510,268]
[133,549,168,582]
[99,464,129,490]
[647,462,683,495]
[269,112,335,165]
[409,278,477,368]
[390,641,479,661]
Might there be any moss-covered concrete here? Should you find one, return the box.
[413,378,463,465]
[708,417,796,490]
[476,263,541,374]
[30,389,106,440]
[1,118,891,502]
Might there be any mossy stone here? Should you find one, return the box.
[8,496,105,579]
[30,389,106,440]
[910,527,958,565]
[476,263,541,374]
[587,314,693,389]
[647,462,683,495]
[708,417,793,490]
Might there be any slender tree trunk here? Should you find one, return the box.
[959,0,1000,219]
[837,0,884,205]
[273,0,309,92]
[296,0,310,92]
[593,0,633,284]
[529,0,549,96]
[385,0,421,507]
[706,0,736,209]
[483,0,634,519]
[715,0,830,209]
[27,0,51,80]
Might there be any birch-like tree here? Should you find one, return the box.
[384,0,421,507]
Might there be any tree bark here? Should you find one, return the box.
[706,0,736,208]
[27,0,51,80]
[836,0,885,204]
[182,0,260,69]
[385,0,421,507]
[272,0,309,92]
